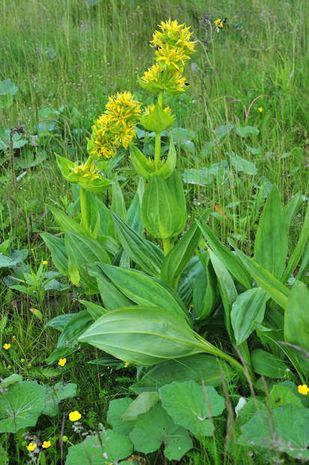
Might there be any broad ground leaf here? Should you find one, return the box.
[238,405,309,460]
[254,187,288,279]
[0,374,22,388]
[230,153,257,175]
[231,288,268,345]
[269,384,303,408]
[65,429,133,465]
[79,306,204,366]
[122,392,159,421]
[159,380,225,438]
[129,403,193,460]
[107,398,134,435]
[43,382,77,417]
[251,349,289,378]
[0,249,28,268]
[131,355,233,393]
[93,264,187,320]
[284,281,309,351]
[0,381,45,433]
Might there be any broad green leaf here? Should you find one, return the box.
[140,103,175,133]
[41,233,68,276]
[79,305,204,366]
[65,430,133,465]
[284,281,309,351]
[107,398,134,435]
[159,380,225,438]
[122,392,159,421]
[182,161,228,186]
[251,349,289,378]
[132,355,233,393]
[94,264,187,319]
[235,125,259,138]
[89,266,133,310]
[238,405,309,460]
[47,313,77,331]
[49,205,84,234]
[57,311,92,349]
[0,374,23,388]
[127,179,144,235]
[112,213,163,276]
[209,250,237,338]
[0,249,28,268]
[254,187,288,278]
[43,382,77,417]
[192,253,217,321]
[156,138,177,179]
[0,79,18,95]
[0,381,45,433]
[269,384,303,409]
[235,250,289,310]
[129,404,192,460]
[230,153,257,175]
[231,288,268,345]
[80,300,107,320]
[161,222,202,288]
[111,180,127,221]
[197,219,251,289]
[282,204,309,283]
[284,192,303,230]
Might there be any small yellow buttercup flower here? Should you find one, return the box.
[3,343,11,350]
[42,440,51,449]
[257,106,264,113]
[27,442,37,452]
[41,260,48,265]
[58,358,67,367]
[214,18,224,29]
[69,410,82,422]
[298,384,309,396]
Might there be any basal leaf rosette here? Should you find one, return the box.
[88,91,141,160]
[56,155,111,192]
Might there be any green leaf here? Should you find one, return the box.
[65,430,133,465]
[43,382,77,417]
[0,374,23,388]
[107,398,134,435]
[122,392,159,421]
[238,405,309,460]
[161,222,201,288]
[230,153,257,175]
[112,213,163,276]
[156,138,177,179]
[79,305,204,366]
[90,266,133,310]
[284,281,309,351]
[41,233,68,276]
[209,250,237,339]
[140,103,175,133]
[0,381,45,433]
[235,126,259,138]
[49,205,84,234]
[251,349,289,378]
[0,79,18,95]
[132,355,233,393]
[93,264,187,320]
[197,219,251,289]
[159,381,225,438]
[183,161,228,186]
[192,253,217,321]
[129,404,193,460]
[231,288,268,345]
[269,384,303,409]
[284,192,303,230]
[130,144,153,179]
[80,300,107,320]
[282,204,309,282]
[111,180,127,221]
[254,187,288,278]
[0,249,28,269]
[235,250,289,310]
[57,311,93,350]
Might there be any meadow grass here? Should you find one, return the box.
[0,1,308,464]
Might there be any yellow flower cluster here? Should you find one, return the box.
[88,91,141,159]
[214,18,225,29]
[141,19,195,94]
[70,160,101,180]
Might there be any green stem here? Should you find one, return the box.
[154,131,161,169]
[163,237,171,256]
[79,187,89,232]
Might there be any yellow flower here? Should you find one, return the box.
[3,343,11,350]
[69,410,82,422]
[41,260,48,265]
[257,106,264,113]
[214,18,224,29]
[88,92,141,160]
[42,440,51,449]
[141,64,187,93]
[298,384,309,396]
[151,19,195,59]
[27,442,37,452]
[58,358,67,367]
[124,361,129,368]
[71,161,101,180]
